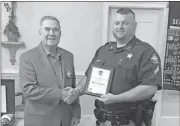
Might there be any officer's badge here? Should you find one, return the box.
[151,54,159,64]
[66,69,72,78]
[127,53,133,59]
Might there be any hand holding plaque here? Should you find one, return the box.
[84,64,114,97]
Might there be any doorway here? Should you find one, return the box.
[102,2,169,71]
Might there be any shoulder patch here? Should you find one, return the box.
[151,53,159,64]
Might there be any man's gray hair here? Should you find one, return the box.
[40,16,60,27]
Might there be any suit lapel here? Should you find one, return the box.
[37,43,59,87]
[58,48,71,88]
[58,48,66,86]
[37,43,53,71]
[37,44,72,88]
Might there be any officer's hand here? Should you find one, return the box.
[71,116,80,126]
[97,93,116,104]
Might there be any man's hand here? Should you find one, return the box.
[61,88,71,101]
[97,93,116,104]
[65,87,79,96]
[71,116,80,126]
[63,87,80,104]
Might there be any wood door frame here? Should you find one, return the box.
[101,2,169,126]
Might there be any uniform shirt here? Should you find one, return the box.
[85,36,162,96]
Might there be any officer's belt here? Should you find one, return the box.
[94,100,140,125]
[102,108,129,123]
[94,108,130,125]
[96,101,139,112]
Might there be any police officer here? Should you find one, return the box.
[72,8,162,126]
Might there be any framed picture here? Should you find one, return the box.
[84,64,114,97]
[1,79,15,115]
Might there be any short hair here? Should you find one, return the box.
[40,16,60,27]
[116,8,135,19]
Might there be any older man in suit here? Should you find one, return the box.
[19,16,81,126]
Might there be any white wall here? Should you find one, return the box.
[2,2,103,74]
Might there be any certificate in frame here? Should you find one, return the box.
[84,64,114,97]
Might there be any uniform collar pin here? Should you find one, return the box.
[127,53,133,59]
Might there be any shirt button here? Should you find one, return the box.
[55,72,59,75]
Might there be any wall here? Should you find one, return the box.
[1,2,103,74]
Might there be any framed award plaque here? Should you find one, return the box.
[84,64,114,97]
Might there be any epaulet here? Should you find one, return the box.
[103,42,116,49]
[105,41,115,45]
[102,41,116,50]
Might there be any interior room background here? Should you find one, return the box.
[2,2,177,123]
